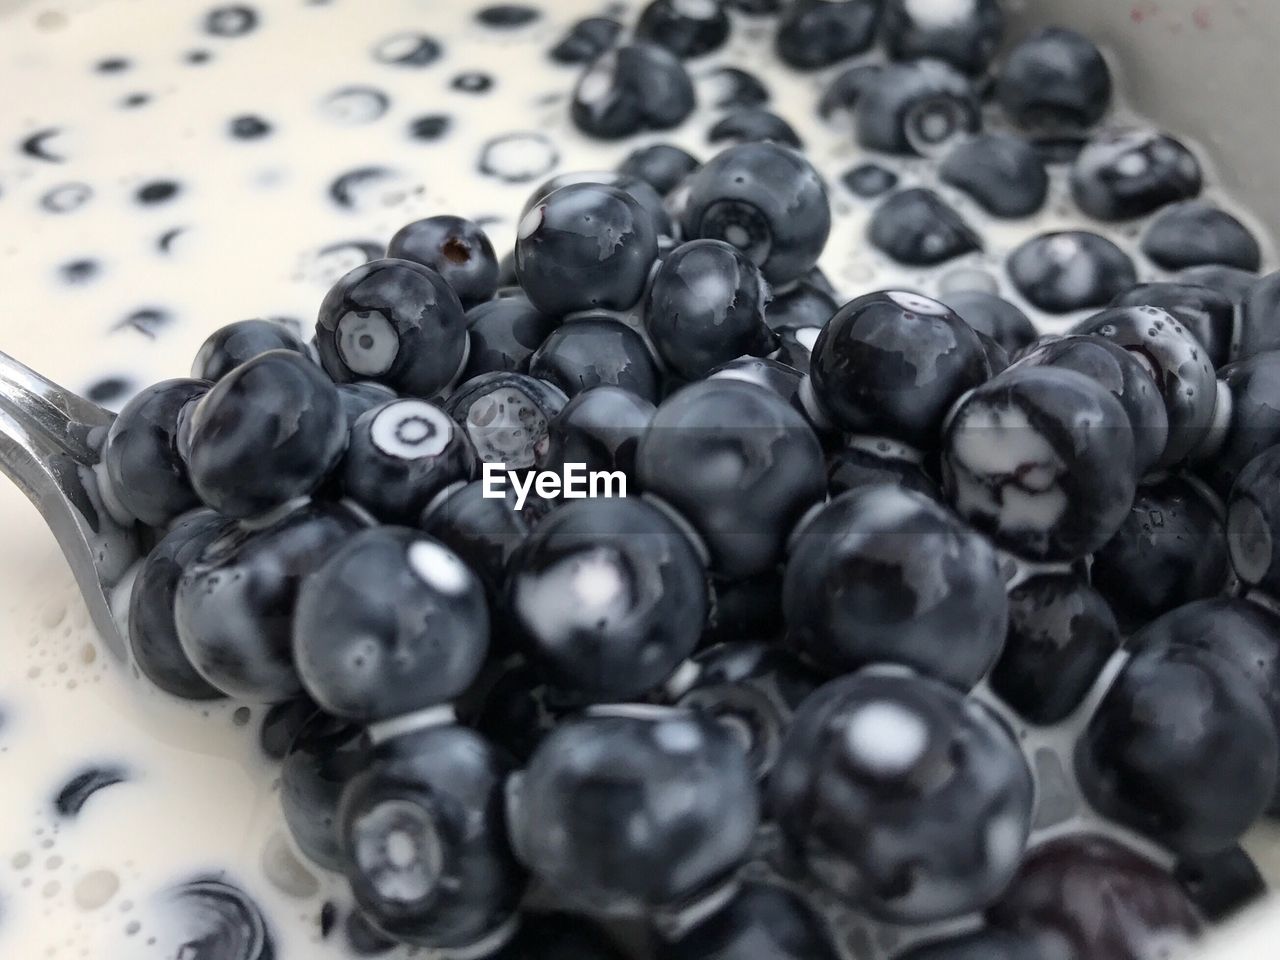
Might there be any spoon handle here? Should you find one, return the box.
[0,351,137,658]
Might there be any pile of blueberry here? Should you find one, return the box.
[90,0,1280,957]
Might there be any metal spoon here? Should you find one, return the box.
[0,350,140,658]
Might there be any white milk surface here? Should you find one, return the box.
[0,0,1275,957]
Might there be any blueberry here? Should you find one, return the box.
[281,712,369,870]
[1111,281,1235,368]
[943,291,1036,354]
[987,836,1202,960]
[765,277,837,330]
[840,161,898,198]
[1007,231,1137,314]
[869,188,982,266]
[516,184,659,316]
[387,216,500,308]
[656,882,839,960]
[316,258,468,397]
[462,294,558,378]
[419,479,529,630]
[818,63,883,120]
[1141,201,1261,273]
[158,877,274,960]
[856,60,981,156]
[508,497,708,702]
[1073,305,1218,468]
[809,291,990,447]
[637,378,826,579]
[940,133,1048,218]
[192,318,311,382]
[785,487,1007,687]
[293,527,487,722]
[679,142,831,286]
[128,510,228,700]
[617,143,700,196]
[1228,444,1280,594]
[336,382,398,429]
[1130,597,1280,810]
[1075,642,1278,857]
[700,66,770,110]
[996,27,1112,130]
[635,0,730,60]
[184,351,347,518]
[491,913,626,959]
[339,399,477,524]
[1175,847,1267,922]
[536,385,656,480]
[881,0,1004,75]
[1009,334,1170,477]
[1094,475,1229,630]
[896,929,1065,960]
[770,669,1033,923]
[1071,128,1202,221]
[1239,271,1280,360]
[827,438,941,500]
[103,378,209,526]
[644,239,777,381]
[549,16,622,65]
[775,0,881,70]
[175,502,363,702]
[529,317,661,401]
[708,108,802,149]
[942,366,1138,560]
[1192,348,1280,491]
[571,43,695,139]
[666,641,821,779]
[988,573,1120,725]
[339,725,524,951]
[444,372,568,468]
[1177,263,1259,305]
[506,706,759,915]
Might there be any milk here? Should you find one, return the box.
[0,0,1274,956]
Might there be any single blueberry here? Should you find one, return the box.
[881,0,1004,75]
[775,0,881,70]
[856,60,981,156]
[184,351,347,518]
[388,216,499,308]
[989,573,1119,726]
[942,366,1138,561]
[940,133,1048,218]
[191,318,311,382]
[529,317,661,402]
[316,258,469,397]
[785,487,1008,688]
[103,378,209,526]
[869,188,982,266]
[1007,231,1136,313]
[645,238,777,381]
[996,27,1112,130]
[637,378,826,579]
[679,141,831,286]
[515,183,659,316]
[571,43,695,139]
[770,669,1033,923]
[1142,201,1261,273]
[1071,127,1202,221]
[636,0,731,60]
